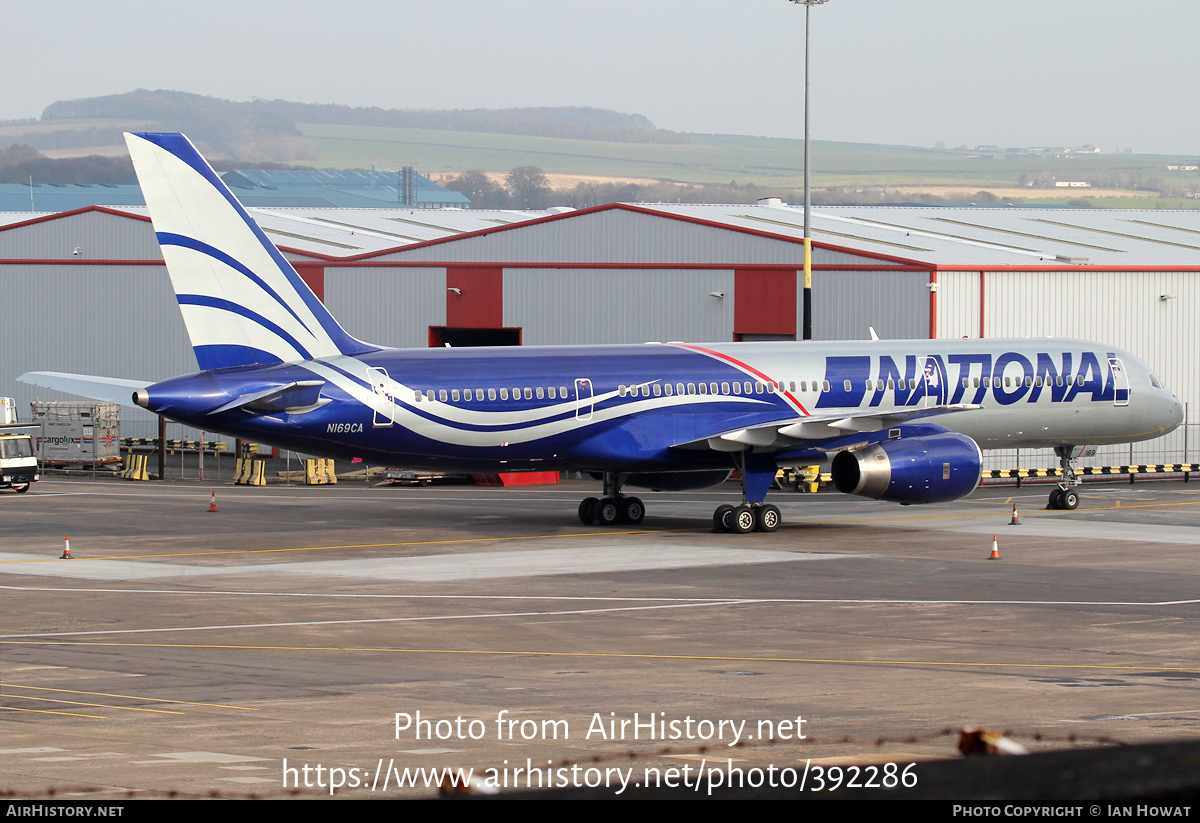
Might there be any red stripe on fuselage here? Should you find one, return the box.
[672,343,810,416]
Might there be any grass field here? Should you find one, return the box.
[6,116,1200,207]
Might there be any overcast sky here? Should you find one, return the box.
[3,0,1196,154]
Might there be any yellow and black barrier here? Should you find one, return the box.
[121,438,229,453]
[985,463,1196,483]
[304,458,337,485]
[234,458,266,486]
[121,453,149,481]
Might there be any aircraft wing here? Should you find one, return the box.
[675,403,983,452]
[18,371,150,408]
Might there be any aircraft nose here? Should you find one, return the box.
[1170,396,1184,428]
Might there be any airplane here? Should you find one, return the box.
[19,133,1185,533]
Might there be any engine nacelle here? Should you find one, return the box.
[626,470,732,492]
[830,432,982,505]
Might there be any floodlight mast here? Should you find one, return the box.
[791,0,826,341]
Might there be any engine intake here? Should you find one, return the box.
[830,432,982,505]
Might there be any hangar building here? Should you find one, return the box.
[1,200,1195,472]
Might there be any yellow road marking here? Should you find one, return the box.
[0,639,1193,673]
[1,497,1196,566]
[0,529,666,563]
[7,694,182,715]
[0,705,105,719]
[2,684,258,711]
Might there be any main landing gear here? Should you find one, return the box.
[578,472,645,526]
[1046,445,1081,510]
[712,452,782,535]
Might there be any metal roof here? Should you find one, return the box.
[100,205,560,257]
[632,204,1200,268]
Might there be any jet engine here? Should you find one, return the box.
[830,432,982,505]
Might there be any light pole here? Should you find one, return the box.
[791,0,826,341]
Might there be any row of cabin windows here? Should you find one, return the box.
[408,372,1086,406]
[413,386,572,403]
[617,380,832,398]
[855,374,1078,392]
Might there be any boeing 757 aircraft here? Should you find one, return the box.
[19,133,1184,533]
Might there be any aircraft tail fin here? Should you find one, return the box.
[124,132,376,371]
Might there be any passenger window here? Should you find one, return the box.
[548,386,557,399]
[500,388,509,400]
[488,388,497,400]
[821,380,830,392]
[676,383,685,395]
[452,389,460,401]
[560,386,568,397]
[618,385,627,397]
[789,381,796,392]
[439,390,448,402]
[698,383,707,395]
[721,382,730,394]
[665,384,674,396]
[536,387,544,399]
[653,384,662,396]
[687,383,696,395]
[886,379,894,390]
[710,382,718,394]
[844,380,852,391]
[524,387,533,400]
[732,382,741,395]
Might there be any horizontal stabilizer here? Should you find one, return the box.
[209,380,328,415]
[18,372,150,407]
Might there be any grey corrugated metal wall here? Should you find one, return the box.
[324,267,446,349]
[504,268,736,345]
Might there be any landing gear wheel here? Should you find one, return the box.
[619,496,645,525]
[1060,489,1079,510]
[13,483,29,494]
[731,505,756,535]
[579,497,599,525]
[755,504,781,532]
[713,504,735,533]
[1048,488,1063,510]
[595,497,621,526]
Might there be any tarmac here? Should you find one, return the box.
[1,470,1198,799]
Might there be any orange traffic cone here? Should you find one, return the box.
[60,535,72,560]
[208,491,218,513]
[1008,503,1021,525]
[989,535,1000,560]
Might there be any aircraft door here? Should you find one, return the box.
[1108,358,1129,406]
[919,356,947,407]
[575,378,593,420]
[369,367,395,427]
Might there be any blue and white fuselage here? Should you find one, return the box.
[137,337,1180,472]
